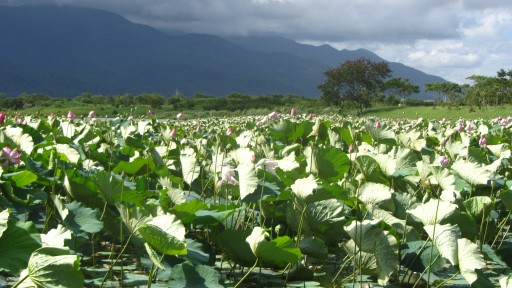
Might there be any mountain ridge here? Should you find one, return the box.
[0,5,445,99]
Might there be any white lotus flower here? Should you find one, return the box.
[291,174,318,200]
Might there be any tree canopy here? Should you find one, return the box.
[318,58,391,115]
[384,77,419,103]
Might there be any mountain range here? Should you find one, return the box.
[0,5,446,99]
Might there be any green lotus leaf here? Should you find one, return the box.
[0,219,41,274]
[169,262,223,288]
[214,228,256,267]
[400,241,445,273]
[27,247,84,288]
[304,146,350,181]
[3,126,34,154]
[138,214,187,256]
[345,219,397,285]
[358,182,395,212]
[343,239,377,275]
[64,201,104,234]
[4,171,38,187]
[0,209,8,238]
[55,143,81,164]
[424,224,461,266]
[41,225,72,248]
[144,242,165,270]
[408,199,457,225]
[463,196,492,221]
[451,159,492,186]
[299,237,328,260]
[366,122,396,146]
[256,236,302,267]
[445,139,468,159]
[355,155,389,185]
[500,274,512,288]
[180,147,201,185]
[458,238,487,285]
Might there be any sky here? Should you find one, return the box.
[2,0,512,84]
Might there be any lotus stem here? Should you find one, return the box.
[234,259,258,288]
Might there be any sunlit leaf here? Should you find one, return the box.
[139,214,187,256]
[452,159,493,186]
[180,147,201,185]
[27,247,84,288]
[458,238,486,285]
[424,224,460,266]
[408,199,457,225]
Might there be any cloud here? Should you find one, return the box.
[1,0,511,83]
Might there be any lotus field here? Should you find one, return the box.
[1,110,512,287]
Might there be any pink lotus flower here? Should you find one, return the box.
[268,111,279,120]
[67,111,76,120]
[374,120,382,128]
[290,107,297,116]
[256,158,279,176]
[88,111,96,118]
[479,137,487,148]
[177,112,185,120]
[0,112,5,124]
[215,166,238,189]
[308,112,313,120]
[147,109,154,116]
[456,122,463,132]
[465,123,474,132]
[226,127,233,136]
[439,156,450,168]
[1,146,21,169]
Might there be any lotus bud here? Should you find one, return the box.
[479,137,487,148]
[374,120,382,128]
[439,156,450,168]
[465,123,473,132]
[226,127,233,136]
[290,107,297,116]
[456,122,463,132]
[308,112,313,120]
[67,110,76,120]
[348,143,354,153]
[0,112,5,124]
[88,110,96,118]
[440,138,447,147]
[170,128,177,137]
[177,112,185,120]
[147,109,154,116]
[127,115,134,121]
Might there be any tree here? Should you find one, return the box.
[318,58,391,115]
[135,93,165,109]
[384,77,419,104]
[424,82,461,105]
